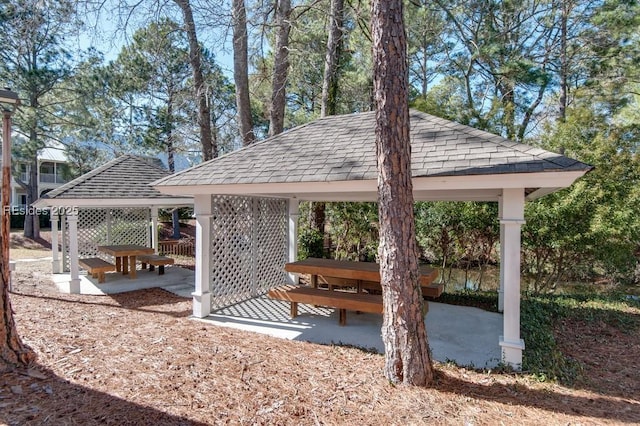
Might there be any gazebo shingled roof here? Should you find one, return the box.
[154,110,592,189]
[34,154,192,207]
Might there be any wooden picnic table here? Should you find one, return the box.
[284,258,442,297]
[97,245,154,279]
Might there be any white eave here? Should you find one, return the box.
[154,170,588,202]
[33,197,193,209]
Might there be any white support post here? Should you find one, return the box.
[287,198,299,284]
[150,206,159,253]
[192,194,212,318]
[61,214,67,272]
[498,195,505,313]
[499,188,526,368]
[51,214,60,273]
[67,211,81,293]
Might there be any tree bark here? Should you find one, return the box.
[558,0,569,124]
[320,0,344,117]
[0,276,36,372]
[26,156,40,239]
[371,0,434,386]
[268,0,292,137]
[233,0,256,146]
[174,0,216,160]
[313,0,345,242]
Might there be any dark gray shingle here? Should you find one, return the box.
[154,110,592,187]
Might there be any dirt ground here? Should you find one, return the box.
[1,236,639,425]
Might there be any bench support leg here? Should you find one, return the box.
[116,257,121,272]
[158,265,165,275]
[129,256,137,279]
[149,264,155,272]
[290,302,298,318]
[98,272,105,283]
[141,262,148,270]
[339,309,346,326]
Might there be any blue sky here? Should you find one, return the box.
[74,9,236,78]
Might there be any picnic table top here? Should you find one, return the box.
[97,245,155,257]
[284,258,438,286]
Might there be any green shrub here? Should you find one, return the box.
[298,227,324,260]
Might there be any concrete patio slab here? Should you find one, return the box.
[52,266,195,295]
[198,295,503,368]
[47,267,502,367]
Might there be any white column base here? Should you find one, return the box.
[69,278,81,294]
[499,336,525,368]
[192,291,212,318]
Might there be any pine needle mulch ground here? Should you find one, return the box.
[2,252,640,424]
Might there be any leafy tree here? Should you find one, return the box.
[0,0,83,239]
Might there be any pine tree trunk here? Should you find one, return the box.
[320,0,344,117]
[174,0,216,160]
[371,0,434,386]
[268,0,292,137]
[1,262,36,372]
[23,155,39,240]
[233,0,256,146]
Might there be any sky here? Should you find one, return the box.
[74,4,236,78]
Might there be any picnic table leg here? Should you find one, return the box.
[129,256,137,279]
[290,302,298,318]
[339,309,347,326]
[122,256,129,275]
[310,274,318,307]
[116,257,122,272]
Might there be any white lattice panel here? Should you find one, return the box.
[209,196,287,310]
[63,208,150,271]
[255,198,287,294]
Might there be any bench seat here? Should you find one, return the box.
[324,277,445,298]
[78,257,116,283]
[268,285,384,326]
[138,254,175,275]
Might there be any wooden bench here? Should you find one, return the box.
[318,276,445,298]
[268,285,383,326]
[285,258,443,299]
[78,257,116,283]
[138,254,175,275]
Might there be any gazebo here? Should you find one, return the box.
[153,110,592,367]
[33,155,192,292]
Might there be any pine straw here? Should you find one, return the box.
[2,260,639,425]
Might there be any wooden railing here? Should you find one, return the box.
[158,240,195,257]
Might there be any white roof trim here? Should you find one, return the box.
[33,197,193,209]
[154,171,588,201]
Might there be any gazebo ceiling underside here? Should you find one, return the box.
[154,110,591,202]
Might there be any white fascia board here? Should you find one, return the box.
[154,180,378,196]
[411,171,588,192]
[33,198,193,208]
[155,170,587,199]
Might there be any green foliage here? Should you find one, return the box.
[298,228,324,260]
[523,102,640,289]
[415,202,498,290]
[326,202,378,261]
